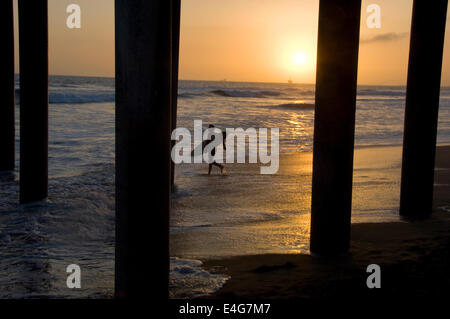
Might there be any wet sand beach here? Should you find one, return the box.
[170,145,410,260]
[200,145,450,299]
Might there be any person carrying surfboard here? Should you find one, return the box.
[206,124,227,175]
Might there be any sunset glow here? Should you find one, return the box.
[11,0,450,84]
[293,52,307,67]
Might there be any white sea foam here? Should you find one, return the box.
[169,257,229,299]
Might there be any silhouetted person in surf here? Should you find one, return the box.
[206,124,227,175]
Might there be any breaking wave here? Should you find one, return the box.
[210,89,282,98]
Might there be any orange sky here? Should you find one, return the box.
[12,0,450,85]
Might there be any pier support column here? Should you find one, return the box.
[115,0,172,298]
[171,0,181,189]
[400,0,448,218]
[310,0,361,255]
[0,0,15,172]
[18,0,48,203]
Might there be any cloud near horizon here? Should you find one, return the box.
[360,32,409,44]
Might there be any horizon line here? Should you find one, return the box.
[14,73,448,87]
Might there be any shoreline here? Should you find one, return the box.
[279,142,450,156]
[201,145,450,299]
[171,144,409,260]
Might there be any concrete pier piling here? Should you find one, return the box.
[115,0,173,298]
[171,0,181,188]
[310,0,362,255]
[400,0,448,218]
[0,0,15,172]
[18,0,49,204]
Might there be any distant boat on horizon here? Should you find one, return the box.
[288,77,293,84]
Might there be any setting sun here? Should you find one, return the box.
[293,52,307,66]
[278,41,317,81]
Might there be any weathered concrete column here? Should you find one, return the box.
[115,0,172,298]
[18,0,48,203]
[310,0,361,255]
[171,0,181,188]
[400,0,448,218]
[0,0,15,172]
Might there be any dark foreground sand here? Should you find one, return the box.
[203,146,450,300]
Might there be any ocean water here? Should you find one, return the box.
[1,75,450,298]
